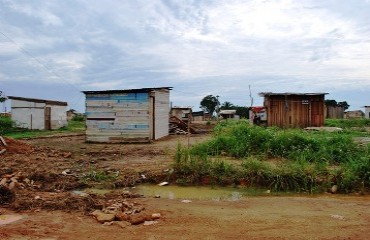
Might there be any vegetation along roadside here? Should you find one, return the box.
[173,120,370,194]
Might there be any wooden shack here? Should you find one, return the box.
[171,106,192,122]
[325,106,344,119]
[83,87,172,143]
[219,109,237,119]
[259,92,327,128]
[8,96,68,130]
[344,110,364,119]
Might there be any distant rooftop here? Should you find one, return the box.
[7,96,67,106]
[82,87,173,94]
[259,92,328,97]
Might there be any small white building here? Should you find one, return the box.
[8,96,68,130]
[364,106,370,119]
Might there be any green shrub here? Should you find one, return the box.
[0,116,14,134]
[173,120,370,192]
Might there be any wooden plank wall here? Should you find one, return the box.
[85,92,151,143]
[154,89,170,139]
[265,95,325,128]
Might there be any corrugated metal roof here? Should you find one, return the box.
[82,87,173,94]
[7,96,68,106]
[220,110,236,114]
[259,92,328,97]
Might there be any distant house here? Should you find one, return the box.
[66,109,84,121]
[8,96,68,130]
[219,109,237,119]
[259,92,327,128]
[171,106,192,122]
[344,110,364,119]
[192,111,210,121]
[325,106,344,119]
[364,106,370,119]
[82,87,172,143]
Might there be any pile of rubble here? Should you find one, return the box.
[0,172,42,205]
[0,172,38,191]
[88,190,162,226]
[91,196,162,226]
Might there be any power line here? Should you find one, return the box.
[0,31,83,106]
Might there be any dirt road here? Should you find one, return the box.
[0,133,369,239]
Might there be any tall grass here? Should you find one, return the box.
[325,118,370,128]
[173,120,370,193]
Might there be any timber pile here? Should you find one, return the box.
[0,136,6,154]
[169,116,198,135]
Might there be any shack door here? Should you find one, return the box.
[44,107,51,130]
[149,94,155,140]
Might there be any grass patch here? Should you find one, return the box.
[173,120,370,193]
[3,120,85,139]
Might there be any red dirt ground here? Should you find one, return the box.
[0,133,369,239]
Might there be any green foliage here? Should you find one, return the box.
[174,143,235,185]
[200,95,219,116]
[173,120,370,193]
[82,168,118,182]
[72,114,86,121]
[325,99,350,110]
[0,91,6,103]
[4,120,85,139]
[0,116,14,134]
[325,118,370,128]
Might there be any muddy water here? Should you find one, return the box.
[133,185,263,201]
[81,185,270,200]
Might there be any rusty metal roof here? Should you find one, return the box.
[259,92,328,97]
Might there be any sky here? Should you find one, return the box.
[1,0,370,112]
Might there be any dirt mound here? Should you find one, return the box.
[10,191,102,212]
[2,137,35,154]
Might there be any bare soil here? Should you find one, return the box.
[0,131,369,239]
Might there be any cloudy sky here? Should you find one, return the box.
[1,0,370,112]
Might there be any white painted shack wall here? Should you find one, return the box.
[154,89,170,139]
[85,92,151,142]
[50,105,68,129]
[365,107,370,119]
[11,99,46,130]
[10,99,67,130]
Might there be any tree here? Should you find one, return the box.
[325,99,350,110]
[325,99,337,107]
[220,101,234,110]
[235,106,250,118]
[200,95,219,116]
[337,101,350,110]
[0,91,6,103]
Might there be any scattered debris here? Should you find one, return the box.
[0,136,7,146]
[61,169,73,176]
[158,182,169,186]
[330,214,345,221]
[181,199,192,203]
[143,220,158,226]
[151,213,161,219]
[331,185,338,194]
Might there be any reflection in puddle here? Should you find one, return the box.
[0,215,23,225]
[135,185,245,201]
